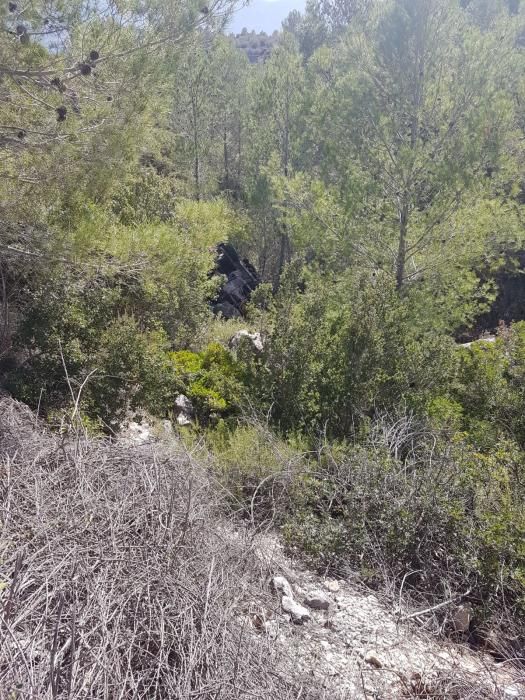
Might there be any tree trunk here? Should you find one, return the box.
[223,127,229,189]
[191,95,200,201]
[274,88,291,291]
[275,229,289,292]
[396,204,409,291]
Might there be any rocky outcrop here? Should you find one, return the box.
[174,394,194,426]
[228,330,264,354]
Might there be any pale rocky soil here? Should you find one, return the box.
[90,415,525,698]
[249,535,525,700]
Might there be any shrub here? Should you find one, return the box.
[90,316,178,426]
[209,412,525,652]
[6,268,183,426]
[0,399,317,699]
[6,197,244,424]
[170,343,244,423]
[207,422,307,518]
[279,422,525,649]
[241,267,458,437]
[454,322,525,448]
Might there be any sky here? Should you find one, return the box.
[227,0,307,34]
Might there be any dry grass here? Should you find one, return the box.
[0,399,318,699]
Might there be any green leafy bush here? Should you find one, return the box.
[170,343,244,423]
[454,323,525,447]
[206,423,307,516]
[208,413,525,646]
[90,316,178,426]
[241,268,458,437]
[5,197,246,424]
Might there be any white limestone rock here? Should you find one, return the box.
[303,590,331,610]
[323,579,340,593]
[281,595,311,624]
[228,330,264,354]
[272,575,294,599]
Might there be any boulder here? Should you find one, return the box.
[272,575,294,599]
[229,330,264,354]
[303,590,331,611]
[281,595,311,624]
[175,394,194,426]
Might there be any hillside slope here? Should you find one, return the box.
[1,398,523,699]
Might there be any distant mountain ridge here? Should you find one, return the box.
[228,0,306,34]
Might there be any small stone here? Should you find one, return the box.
[364,651,383,668]
[161,419,174,437]
[324,579,340,593]
[264,619,279,640]
[282,595,311,624]
[175,394,194,426]
[303,590,331,610]
[272,575,294,599]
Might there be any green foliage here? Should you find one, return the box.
[3,0,525,663]
[209,420,525,630]
[170,343,244,421]
[110,168,177,225]
[207,423,306,514]
[241,266,458,436]
[453,323,525,447]
[91,316,177,425]
[7,277,179,426]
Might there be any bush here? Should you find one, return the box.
[283,424,525,649]
[5,198,244,425]
[170,343,245,423]
[241,267,458,437]
[208,412,525,652]
[6,268,182,425]
[207,422,307,518]
[454,323,525,448]
[90,316,178,426]
[0,399,318,699]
